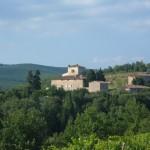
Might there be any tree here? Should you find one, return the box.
[132,77,145,85]
[27,70,41,94]
[0,109,47,150]
[27,71,34,94]
[96,69,106,81]
[40,97,62,135]
[86,69,96,83]
[33,70,41,90]
[27,71,33,86]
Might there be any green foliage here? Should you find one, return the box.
[46,133,150,150]
[104,61,148,73]
[27,70,41,94]
[0,109,47,150]
[96,68,106,81]
[40,96,62,135]
[0,84,150,150]
[86,69,96,82]
[84,69,106,86]
[106,72,128,90]
[133,77,145,85]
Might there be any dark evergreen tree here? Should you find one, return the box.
[132,77,145,85]
[86,69,96,83]
[27,70,41,94]
[33,70,41,90]
[27,71,34,94]
[27,71,33,86]
[96,69,106,81]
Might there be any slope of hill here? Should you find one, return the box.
[0,64,66,88]
[106,72,128,90]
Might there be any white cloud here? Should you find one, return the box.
[92,55,146,67]
[131,56,145,62]
[1,0,150,35]
[92,56,124,64]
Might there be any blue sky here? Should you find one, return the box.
[0,0,150,68]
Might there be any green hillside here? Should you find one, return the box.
[106,72,128,90]
[0,64,66,88]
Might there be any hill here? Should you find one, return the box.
[0,64,66,88]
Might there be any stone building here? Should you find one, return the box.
[88,81,108,93]
[51,77,85,91]
[128,73,150,85]
[51,64,109,92]
[51,64,86,91]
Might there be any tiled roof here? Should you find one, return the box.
[68,64,85,68]
[128,72,150,77]
[61,75,86,80]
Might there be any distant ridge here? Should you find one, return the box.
[0,63,66,88]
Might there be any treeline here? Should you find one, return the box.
[0,86,150,150]
[103,61,150,73]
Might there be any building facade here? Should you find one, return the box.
[88,81,108,93]
[51,79,85,91]
[128,73,150,85]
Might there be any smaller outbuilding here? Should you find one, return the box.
[88,81,109,93]
[128,72,150,85]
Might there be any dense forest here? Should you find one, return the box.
[0,62,150,150]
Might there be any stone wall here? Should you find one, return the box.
[88,81,108,93]
[128,76,135,85]
[51,79,84,91]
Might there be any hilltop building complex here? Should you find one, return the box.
[51,64,108,93]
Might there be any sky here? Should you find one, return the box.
[0,0,150,68]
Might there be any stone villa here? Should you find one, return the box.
[51,64,109,92]
[125,72,150,92]
[128,73,150,85]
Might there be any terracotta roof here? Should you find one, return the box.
[89,81,109,84]
[128,72,150,77]
[61,75,86,80]
[68,64,85,68]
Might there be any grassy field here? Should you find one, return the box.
[106,72,129,90]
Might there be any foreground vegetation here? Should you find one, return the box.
[46,133,150,150]
[0,86,150,150]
